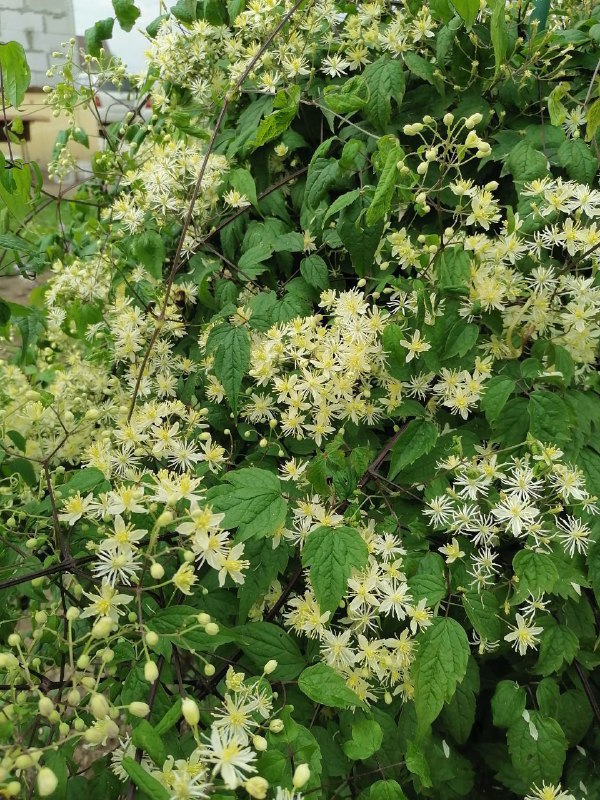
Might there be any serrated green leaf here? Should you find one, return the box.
[513,551,559,599]
[130,230,165,280]
[84,18,115,58]
[131,720,167,766]
[506,141,548,181]
[389,419,438,481]
[252,85,300,149]
[490,0,507,76]
[491,681,526,728]
[300,255,329,290]
[506,713,567,785]
[462,589,501,641]
[207,467,287,542]
[362,56,406,131]
[0,42,31,108]
[586,97,600,142]
[298,664,365,709]
[343,718,383,760]
[370,779,408,799]
[366,144,400,225]
[435,247,471,293]
[480,376,515,423]
[412,617,470,732]
[302,525,368,614]
[206,323,250,414]
[235,621,304,680]
[556,138,597,183]
[528,390,571,446]
[112,0,140,31]
[451,0,479,28]
[535,621,579,676]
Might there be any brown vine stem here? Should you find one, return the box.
[197,421,409,698]
[127,0,311,422]
[574,659,600,726]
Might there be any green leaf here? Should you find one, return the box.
[300,255,329,290]
[513,551,559,598]
[366,143,400,225]
[412,617,470,732]
[229,168,259,211]
[131,720,167,766]
[112,0,141,31]
[122,757,170,799]
[388,420,438,481]
[206,324,250,414]
[0,42,31,108]
[506,713,568,786]
[491,681,526,728]
[322,75,368,114]
[304,157,342,211]
[362,56,406,131]
[450,0,479,28]
[171,0,196,23]
[343,718,383,760]
[302,525,369,614]
[403,53,439,88]
[298,664,365,709]
[528,390,571,446]
[130,230,165,280]
[556,138,597,184]
[505,141,548,181]
[208,467,287,542]
[444,322,478,359]
[150,606,236,651]
[370,779,409,799]
[405,739,432,788]
[84,18,115,59]
[252,85,300,149]
[337,194,384,277]
[462,589,501,642]
[535,621,579,676]
[154,697,182,735]
[480,376,515,423]
[440,656,479,744]
[530,0,550,30]
[435,247,471,293]
[238,243,273,279]
[490,0,507,76]
[547,82,569,126]
[235,621,305,681]
[586,97,600,142]
[323,189,361,223]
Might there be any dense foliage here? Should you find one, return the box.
[1,0,600,797]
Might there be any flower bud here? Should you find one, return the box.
[253,734,268,751]
[90,693,109,720]
[128,702,151,718]
[443,112,454,125]
[91,616,113,639]
[66,607,80,622]
[6,783,21,797]
[293,763,311,789]
[37,767,58,797]
[204,622,219,636]
[156,510,173,528]
[196,613,211,626]
[269,718,284,733]
[204,663,215,677]
[245,776,269,799]
[150,562,164,580]
[263,660,278,675]
[182,698,200,727]
[146,631,159,647]
[38,697,54,717]
[7,634,20,647]
[144,660,159,683]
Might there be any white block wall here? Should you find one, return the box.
[0,0,76,87]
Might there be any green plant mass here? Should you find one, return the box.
[0,0,599,798]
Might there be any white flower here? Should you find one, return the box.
[81,581,134,621]
[556,515,590,556]
[504,613,544,656]
[197,726,257,789]
[491,495,539,537]
[59,491,94,526]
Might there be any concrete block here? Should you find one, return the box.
[24,0,71,13]
[0,9,41,30]
[44,14,75,36]
[0,0,24,11]
[34,31,70,54]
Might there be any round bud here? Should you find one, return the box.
[129,702,151,718]
[196,613,210,626]
[245,776,269,799]
[7,634,20,647]
[91,616,113,639]
[146,631,159,647]
[156,510,173,528]
[144,660,159,683]
[293,764,311,789]
[37,767,58,797]
[76,654,90,670]
[204,622,219,636]
[38,697,54,717]
[67,688,81,706]
[204,663,215,677]
[182,697,200,727]
[263,660,278,675]
[259,438,268,448]
[150,562,164,580]
[90,693,109,720]
[269,718,284,733]
[253,734,268,751]
[66,607,80,622]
